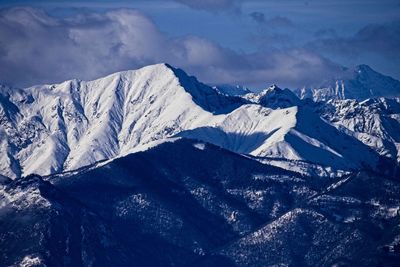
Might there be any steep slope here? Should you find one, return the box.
[296,64,400,102]
[2,139,399,266]
[213,84,252,96]
[178,104,298,157]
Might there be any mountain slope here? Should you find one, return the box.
[2,139,399,266]
[0,139,305,266]
[179,86,382,171]
[0,175,142,266]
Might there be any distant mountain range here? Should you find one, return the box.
[1,63,399,266]
[294,64,400,101]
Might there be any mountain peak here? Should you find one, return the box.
[355,64,374,73]
[355,64,371,70]
[260,84,280,94]
[165,65,245,114]
[244,84,300,108]
[111,62,173,79]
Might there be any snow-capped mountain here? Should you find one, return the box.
[0,64,244,178]
[1,63,399,179]
[295,64,400,102]
[243,84,301,108]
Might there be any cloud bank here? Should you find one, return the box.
[0,7,344,89]
[309,21,400,59]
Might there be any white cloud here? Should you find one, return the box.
[0,7,344,89]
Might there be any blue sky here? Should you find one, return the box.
[0,0,399,89]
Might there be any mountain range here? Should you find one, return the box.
[1,63,399,266]
[1,63,399,179]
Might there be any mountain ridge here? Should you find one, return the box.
[0,63,399,179]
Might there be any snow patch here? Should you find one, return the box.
[193,143,206,150]
[0,186,51,210]
[19,255,43,267]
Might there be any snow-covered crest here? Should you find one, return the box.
[0,63,398,178]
